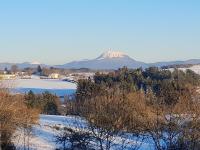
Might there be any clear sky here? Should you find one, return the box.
[0,0,200,65]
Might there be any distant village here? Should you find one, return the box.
[0,65,98,82]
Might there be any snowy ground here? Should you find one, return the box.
[2,75,76,96]
[13,115,154,150]
[180,65,200,75]
[14,115,87,150]
[4,75,77,89]
[168,64,200,75]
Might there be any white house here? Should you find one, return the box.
[48,73,60,79]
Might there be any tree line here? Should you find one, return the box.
[24,90,61,115]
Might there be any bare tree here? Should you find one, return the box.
[142,86,200,150]
[75,88,147,150]
[0,84,39,149]
[56,127,93,150]
[11,65,18,74]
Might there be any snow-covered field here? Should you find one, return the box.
[168,64,200,75]
[5,75,76,89]
[2,76,77,96]
[13,115,153,150]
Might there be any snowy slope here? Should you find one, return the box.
[187,65,200,74]
[14,115,87,150]
[167,65,200,75]
[13,115,153,150]
[179,65,200,75]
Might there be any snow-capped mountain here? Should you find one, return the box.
[30,61,41,65]
[18,62,46,69]
[96,51,127,60]
[0,62,47,70]
[57,51,148,70]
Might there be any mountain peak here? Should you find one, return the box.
[97,50,127,60]
[30,61,41,65]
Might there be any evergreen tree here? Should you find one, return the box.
[37,65,42,74]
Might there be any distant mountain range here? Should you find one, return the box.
[0,62,47,70]
[1,51,200,70]
[56,51,200,70]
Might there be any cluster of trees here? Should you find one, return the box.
[93,67,200,105]
[24,91,61,115]
[63,67,200,150]
[2,65,19,74]
[0,89,39,150]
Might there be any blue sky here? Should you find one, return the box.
[0,0,200,65]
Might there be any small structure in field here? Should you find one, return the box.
[48,73,60,79]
